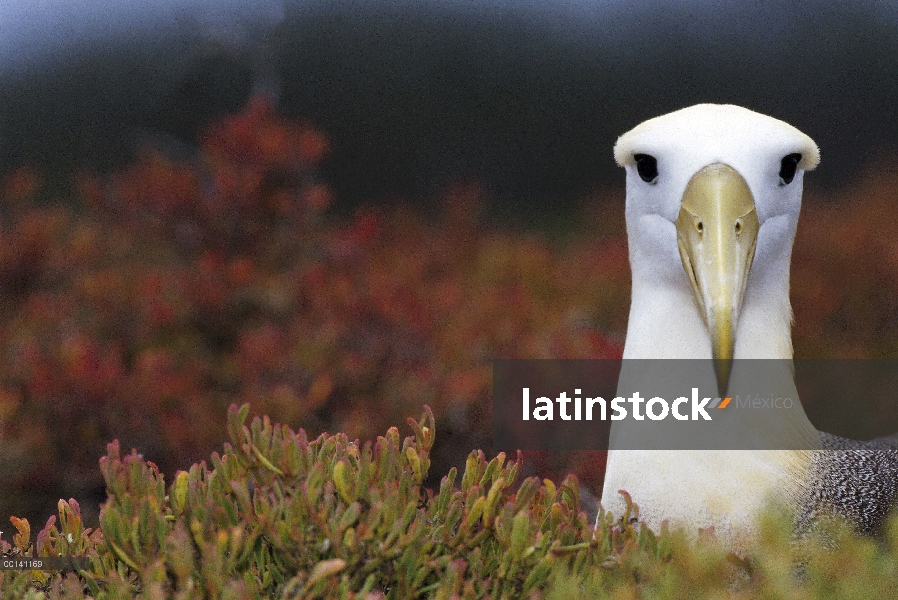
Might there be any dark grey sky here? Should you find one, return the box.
[3,0,894,74]
[2,1,897,209]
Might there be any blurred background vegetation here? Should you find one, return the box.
[0,0,897,531]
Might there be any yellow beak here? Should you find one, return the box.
[675,164,759,396]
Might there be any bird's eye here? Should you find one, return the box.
[779,153,802,185]
[634,154,658,183]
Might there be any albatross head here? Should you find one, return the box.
[615,104,819,391]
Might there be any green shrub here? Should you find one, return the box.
[0,405,601,598]
[4,405,898,599]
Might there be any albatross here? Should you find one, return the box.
[600,104,898,546]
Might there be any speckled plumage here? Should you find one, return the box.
[797,433,898,536]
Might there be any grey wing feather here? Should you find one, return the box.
[796,432,898,536]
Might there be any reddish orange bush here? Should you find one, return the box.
[794,173,898,358]
[0,98,626,526]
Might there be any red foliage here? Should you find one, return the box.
[0,98,628,526]
[791,173,898,358]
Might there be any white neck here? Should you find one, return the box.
[601,212,819,548]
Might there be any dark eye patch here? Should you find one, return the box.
[634,154,658,183]
[779,153,802,184]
